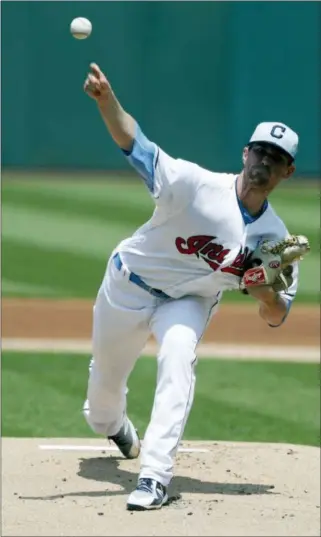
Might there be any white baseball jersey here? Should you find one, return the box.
[117,123,298,319]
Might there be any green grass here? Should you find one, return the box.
[2,352,320,446]
[2,175,319,302]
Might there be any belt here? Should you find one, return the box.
[113,253,171,300]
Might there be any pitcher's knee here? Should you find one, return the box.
[83,400,107,435]
[84,412,108,435]
[83,397,123,436]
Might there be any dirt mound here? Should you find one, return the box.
[2,438,320,536]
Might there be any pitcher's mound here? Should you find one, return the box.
[2,438,320,536]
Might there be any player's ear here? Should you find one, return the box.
[242,146,249,165]
[284,164,295,179]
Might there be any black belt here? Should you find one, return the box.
[113,253,171,300]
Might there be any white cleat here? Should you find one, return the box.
[127,478,168,511]
[108,416,141,459]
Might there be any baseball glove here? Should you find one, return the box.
[240,234,310,294]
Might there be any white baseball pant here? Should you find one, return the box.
[83,253,219,486]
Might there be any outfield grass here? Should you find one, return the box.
[2,176,319,302]
[2,352,320,446]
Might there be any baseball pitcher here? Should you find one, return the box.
[82,63,310,511]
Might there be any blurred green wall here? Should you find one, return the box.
[2,1,320,176]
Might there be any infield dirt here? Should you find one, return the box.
[2,438,320,536]
[2,298,319,347]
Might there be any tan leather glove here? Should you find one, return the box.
[240,235,310,293]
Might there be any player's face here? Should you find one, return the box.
[242,143,295,191]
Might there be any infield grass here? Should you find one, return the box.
[2,352,320,447]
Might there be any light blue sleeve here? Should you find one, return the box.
[121,123,159,195]
[121,122,199,210]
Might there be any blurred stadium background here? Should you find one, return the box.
[1,1,320,446]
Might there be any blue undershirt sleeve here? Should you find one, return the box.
[121,123,159,195]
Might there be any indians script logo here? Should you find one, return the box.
[175,235,250,276]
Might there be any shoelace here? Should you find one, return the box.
[137,478,154,494]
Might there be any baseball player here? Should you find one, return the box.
[82,63,309,511]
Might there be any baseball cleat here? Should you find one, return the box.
[126,478,168,511]
[108,416,141,459]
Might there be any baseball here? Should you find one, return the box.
[70,17,92,40]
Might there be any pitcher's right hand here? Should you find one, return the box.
[84,63,112,104]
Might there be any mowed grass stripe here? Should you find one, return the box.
[2,175,149,203]
[195,360,319,428]
[2,353,319,446]
[2,205,134,258]
[269,185,319,203]
[269,188,319,248]
[1,278,61,298]
[2,180,154,227]
[2,238,105,297]
[190,395,317,447]
[4,179,318,234]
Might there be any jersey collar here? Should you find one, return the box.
[235,178,268,225]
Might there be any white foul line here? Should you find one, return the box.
[39,444,209,454]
